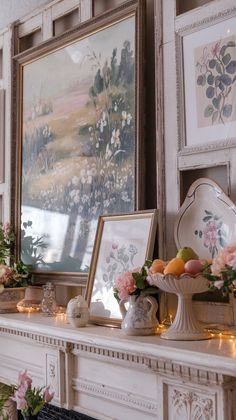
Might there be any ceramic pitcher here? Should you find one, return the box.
[119,295,158,335]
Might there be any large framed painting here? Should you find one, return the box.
[176,7,236,154]
[13,0,145,282]
[85,210,158,327]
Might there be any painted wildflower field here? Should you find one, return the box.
[21,16,136,273]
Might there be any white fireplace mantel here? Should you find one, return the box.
[0,313,236,419]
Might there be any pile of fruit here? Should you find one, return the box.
[150,247,207,277]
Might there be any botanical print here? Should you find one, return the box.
[90,216,152,319]
[195,35,236,128]
[21,16,136,273]
[103,241,138,289]
[194,210,227,258]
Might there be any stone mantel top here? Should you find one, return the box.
[1,313,236,378]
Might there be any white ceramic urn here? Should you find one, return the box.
[66,295,89,328]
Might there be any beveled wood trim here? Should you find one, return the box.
[0,89,4,183]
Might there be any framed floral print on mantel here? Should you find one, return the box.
[176,4,236,155]
[85,210,158,327]
[12,0,145,284]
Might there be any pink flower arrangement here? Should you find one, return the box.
[0,264,14,285]
[113,261,159,302]
[12,370,54,416]
[204,244,236,293]
[114,269,138,300]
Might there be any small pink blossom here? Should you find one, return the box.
[43,386,54,403]
[203,221,218,248]
[0,264,14,284]
[211,244,236,276]
[214,280,224,290]
[114,268,140,300]
[18,370,32,388]
[12,391,27,410]
[112,242,118,250]
[2,222,11,238]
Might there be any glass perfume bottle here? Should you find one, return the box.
[41,282,57,316]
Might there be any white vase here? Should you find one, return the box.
[0,287,25,313]
[150,273,211,340]
[119,295,159,336]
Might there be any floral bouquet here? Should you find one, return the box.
[204,244,236,294]
[0,223,33,293]
[12,370,54,419]
[113,260,159,302]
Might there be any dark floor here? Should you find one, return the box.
[18,404,97,420]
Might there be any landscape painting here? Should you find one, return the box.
[20,14,137,274]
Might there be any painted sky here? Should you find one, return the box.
[23,15,135,107]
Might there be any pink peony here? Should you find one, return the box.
[211,244,236,276]
[43,386,54,402]
[114,269,140,300]
[0,265,14,284]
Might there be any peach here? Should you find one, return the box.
[184,259,204,275]
[150,259,166,274]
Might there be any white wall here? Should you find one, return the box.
[0,0,51,30]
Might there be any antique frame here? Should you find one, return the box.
[0,89,4,183]
[12,0,145,283]
[176,5,236,155]
[85,210,158,327]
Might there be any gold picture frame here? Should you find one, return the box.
[85,210,158,327]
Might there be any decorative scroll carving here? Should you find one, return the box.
[171,388,214,420]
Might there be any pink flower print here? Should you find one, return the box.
[112,242,118,250]
[211,41,221,57]
[203,221,218,248]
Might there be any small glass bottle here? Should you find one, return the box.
[41,282,57,316]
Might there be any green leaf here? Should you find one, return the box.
[209,59,216,69]
[227,41,236,47]
[204,104,214,117]
[220,45,227,56]
[206,86,215,98]
[226,60,236,74]
[222,104,232,117]
[216,62,222,74]
[222,53,231,66]
[212,110,219,124]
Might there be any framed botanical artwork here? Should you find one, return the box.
[85,210,158,327]
[12,0,145,282]
[176,6,236,154]
[0,89,4,184]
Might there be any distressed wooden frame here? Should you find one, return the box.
[176,4,236,156]
[0,89,4,184]
[12,0,145,284]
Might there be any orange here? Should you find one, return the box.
[150,259,165,274]
[164,258,185,276]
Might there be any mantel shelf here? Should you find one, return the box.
[0,313,236,378]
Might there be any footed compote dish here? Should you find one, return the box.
[150,273,211,340]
